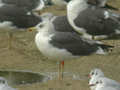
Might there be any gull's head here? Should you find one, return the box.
[36,21,48,30]
[0,77,7,86]
[89,68,104,78]
[89,76,98,90]
[93,78,108,88]
[28,20,50,32]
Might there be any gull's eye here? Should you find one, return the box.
[91,72,94,75]
[2,80,5,84]
[96,81,99,84]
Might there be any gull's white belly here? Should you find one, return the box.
[35,32,79,60]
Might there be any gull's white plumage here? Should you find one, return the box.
[0,77,16,90]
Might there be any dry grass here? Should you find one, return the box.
[0,1,120,90]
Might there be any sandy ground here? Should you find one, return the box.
[0,1,120,90]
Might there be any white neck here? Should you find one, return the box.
[67,0,92,38]
[67,0,88,21]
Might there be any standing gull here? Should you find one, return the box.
[29,15,113,80]
[67,0,120,40]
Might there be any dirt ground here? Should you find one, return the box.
[0,1,120,90]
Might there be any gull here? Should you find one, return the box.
[89,76,120,90]
[67,0,120,40]
[88,68,104,78]
[0,77,16,90]
[0,4,41,49]
[28,15,113,80]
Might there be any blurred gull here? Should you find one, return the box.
[90,77,120,90]
[0,77,16,90]
[1,0,44,11]
[87,0,119,10]
[89,69,120,90]
[0,4,41,49]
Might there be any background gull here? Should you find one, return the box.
[0,4,41,49]
[87,0,119,10]
[88,68,105,90]
[90,76,120,90]
[89,69,120,90]
[0,77,16,90]
[67,0,120,40]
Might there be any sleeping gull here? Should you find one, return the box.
[67,0,120,40]
[1,0,45,11]
[28,15,113,80]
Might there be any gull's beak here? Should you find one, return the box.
[27,27,37,32]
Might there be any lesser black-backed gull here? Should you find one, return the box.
[0,77,16,90]
[1,0,45,11]
[29,15,113,80]
[67,0,120,40]
[0,4,41,49]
